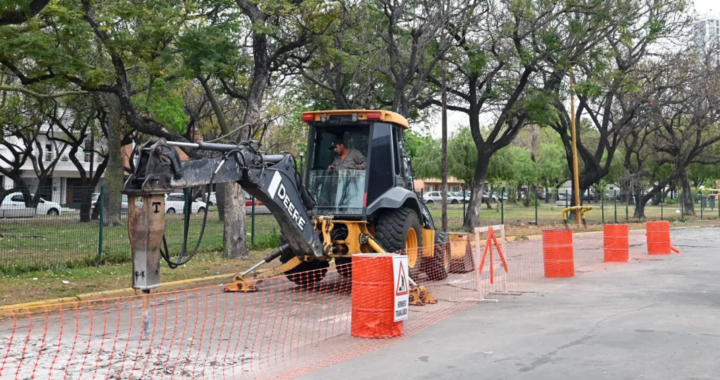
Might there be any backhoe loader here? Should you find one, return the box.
[123,110,463,303]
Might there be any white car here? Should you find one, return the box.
[165,193,207,214]
[117,193,206,214]
[422,191,463,204]
[198,192,217,205]
[1,192,62,215]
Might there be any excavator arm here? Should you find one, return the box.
[123,138,323,290]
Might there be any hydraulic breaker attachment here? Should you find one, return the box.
[409,285,438,306]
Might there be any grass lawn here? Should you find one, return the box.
[0,248,271,307]
[0,211,280,270]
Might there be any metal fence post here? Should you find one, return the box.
[565,189,569,208]
[625,192,629,221]
[601,189,605,224]
[98,185,104,258]
[462,190,466,221]
[614,190,618,224]
[251,196,256,246]
[661,191,664,221]
[501,187,505,225]
[701,195,704,220]
[534,188,538,225]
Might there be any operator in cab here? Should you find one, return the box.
[327,139,365,170]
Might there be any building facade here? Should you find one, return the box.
[413,177,465,193]
[694,18,720,46]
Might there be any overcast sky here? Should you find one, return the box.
[422,0,719,139]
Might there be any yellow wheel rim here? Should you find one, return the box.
[405,228,418,268]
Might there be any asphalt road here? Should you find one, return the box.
[299,227,720,380]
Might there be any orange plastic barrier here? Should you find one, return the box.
[351,253,403,338]
[604,224,629,262]
[542,229,575,278]
[647,221,671,255]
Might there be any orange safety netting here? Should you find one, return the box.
[0,229,667,379]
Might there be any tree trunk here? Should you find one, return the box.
[222,182,247,259]
[464,156,490,230]
[103,94,124,227]
[632,188,643,219]
[680,171,695,216]
[523,185,531,207]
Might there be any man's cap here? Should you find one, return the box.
[329,139,345,150]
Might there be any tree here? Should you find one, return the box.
[448,127,476,191]
[546,0,689,207]
[630,49,720,218]
[421,0,627,229]
[0,0,51,26]
[536,142,569,202]
[46,97,112,222]
[406,131,441,180]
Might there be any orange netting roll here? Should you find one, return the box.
[542,229,575,278]
[646,221,671,255]
[604,224,629,262]
[351,254,403,338]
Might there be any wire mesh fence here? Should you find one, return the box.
[426,189,719,231]
[0,226,681,379]
[1,185,715,271]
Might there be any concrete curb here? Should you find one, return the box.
[0,274,235,315]
[0,225,690,314]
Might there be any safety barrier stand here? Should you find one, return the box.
[646,221,681,255]
[604,224,629,262]
[473,225,510,301]
[543,229,575,278]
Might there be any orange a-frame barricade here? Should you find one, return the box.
[473,225,509,299]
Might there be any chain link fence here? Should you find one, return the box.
[1,185,716,271]
[0,186,280,272]
[425,188,719,231]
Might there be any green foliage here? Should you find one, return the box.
[143,79,190,133]
[448,127,477,185]
[536,143,569,186]
[406,131,441,179]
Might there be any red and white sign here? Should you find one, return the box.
[393,255,409,322]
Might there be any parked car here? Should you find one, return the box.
[422,191,463,204]
[451,192,470,203]
[198,192,217,206]
[165,193,207,214]
[1,192,62,215]
[245,193,264,206]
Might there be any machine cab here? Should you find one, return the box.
[302,110,415,219]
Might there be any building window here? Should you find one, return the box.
[84,138,94,162]
[44,143,53,161]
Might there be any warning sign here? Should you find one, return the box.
[393,255,409,322]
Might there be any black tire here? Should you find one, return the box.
[167,208,176,214]
[423,231,449,281]
[47,208,59,216]
[197,207,206,214]
[426,200,434,204]
[374,207,423,277]
[335,257,352,279]
[451,199,459,204]
[279,235,329,286]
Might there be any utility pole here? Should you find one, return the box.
[570,68,582,227]
[441,33,448,232]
